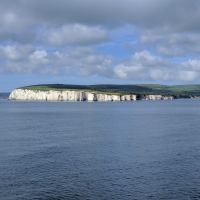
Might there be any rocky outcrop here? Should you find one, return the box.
[8,89,137,102]
[144,95,174,100]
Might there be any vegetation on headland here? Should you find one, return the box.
[19,84,200,99]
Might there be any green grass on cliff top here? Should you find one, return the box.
[20,84,123,95]
[20,84,200,96]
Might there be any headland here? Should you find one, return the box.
[8,84,200,101]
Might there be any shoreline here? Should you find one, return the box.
[7,88,180,102]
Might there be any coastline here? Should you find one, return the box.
[8,88,174,102]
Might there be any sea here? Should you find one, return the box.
[1,99,200,200]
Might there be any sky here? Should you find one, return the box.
[1,0,200,92]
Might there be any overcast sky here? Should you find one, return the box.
[1,0,200,91]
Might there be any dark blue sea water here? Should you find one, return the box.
[1,99,200,200]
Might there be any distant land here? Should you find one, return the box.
[19,84,200,99]
[0,93,10,99]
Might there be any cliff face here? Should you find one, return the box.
[8,89,137,102]
[144,95,174,100]
[8,89,175,101]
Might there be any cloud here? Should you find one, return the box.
[182,59,200,72]
[114,51,173,81]
[114,51,200,82]
[0,45,113,76]
[0,45,34,60]
[0,0,200,85]
[46,24,109,46]
[9,0,199,31]
[29,50,49,65]
[140,31,200,57]
[1,45,200,83]
[1,0,200,42]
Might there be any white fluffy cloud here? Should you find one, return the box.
[140,31,200,57]
[29,50,49,65]
[114,51,173,81]
[0,45,34,60]
[1,45,200,82]
[114,51,200,82]
[0,45,113,76]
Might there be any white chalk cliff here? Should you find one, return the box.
[144,95,174,100]
[8,89,137,102]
